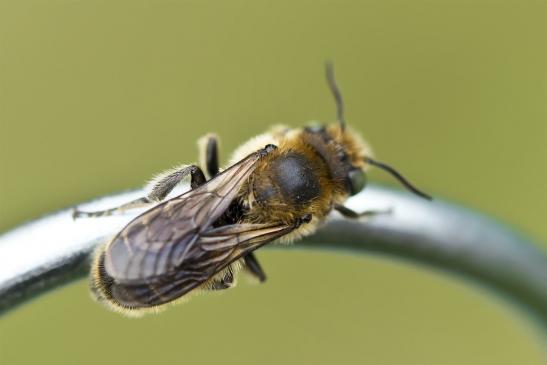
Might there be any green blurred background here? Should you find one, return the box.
[1,0,546,364]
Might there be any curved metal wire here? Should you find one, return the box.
[0,185,546,331]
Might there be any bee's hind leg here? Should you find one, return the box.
[72,197,152,219]
[73,165,207,219]
[243,252,267,283]
[334,204,392,219]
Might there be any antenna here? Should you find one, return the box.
[367,158,432,200]
[325,62,346,131]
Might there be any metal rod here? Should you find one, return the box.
[0,185,546,332]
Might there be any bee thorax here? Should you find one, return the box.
[253,152,321,207]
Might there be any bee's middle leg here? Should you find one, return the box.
[73,165,206,219]
[207,267,234,291]
[198,134,220,179]
[206,255,266,290]
[198,134,268,283]
[243,252,267,283]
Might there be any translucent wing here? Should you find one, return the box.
[103,147,272,284]
[98,221,298,308]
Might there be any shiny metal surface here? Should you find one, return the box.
[1,185,546,329]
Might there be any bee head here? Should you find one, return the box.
[303,121,370,197]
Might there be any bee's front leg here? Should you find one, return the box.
[334,204,392,219]
[73,165,207,219]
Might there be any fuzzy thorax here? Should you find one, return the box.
[232,123,372,242]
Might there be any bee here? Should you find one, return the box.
[74,64,431,316]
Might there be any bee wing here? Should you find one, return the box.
[103,221,297,308]
[104,148,270,283]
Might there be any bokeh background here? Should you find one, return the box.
[1,1,546,364]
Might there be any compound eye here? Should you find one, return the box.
[348,168,367,195]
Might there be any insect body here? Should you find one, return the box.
[74,64,431,316]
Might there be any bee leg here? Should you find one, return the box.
[208,267,234,290]
[148,165,207,199]
[334,204,392,219]
[198,133,220,178]
[243,252,267,283]
[72,197,152,219]
[73,165,207,219]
